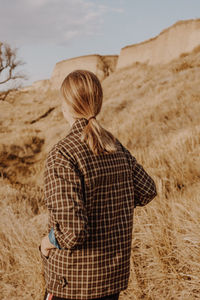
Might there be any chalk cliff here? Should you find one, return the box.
[116,19,200,69]
[19,18,200,92]
[50,54,118,90]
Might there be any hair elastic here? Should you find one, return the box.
[88,116,96,121]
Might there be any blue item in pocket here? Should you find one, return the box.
[48,227,62,249]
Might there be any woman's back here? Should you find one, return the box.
[41,117,157,300]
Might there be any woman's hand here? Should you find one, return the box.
[40,234,57,257]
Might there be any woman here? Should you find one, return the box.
[39,69,157,300]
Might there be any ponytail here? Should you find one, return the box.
[80,117,117,156]
[60,69,117,156]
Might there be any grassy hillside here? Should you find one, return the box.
[0,45,200,299]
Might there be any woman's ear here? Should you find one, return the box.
[61,100,76,126]
[61,101,69,121]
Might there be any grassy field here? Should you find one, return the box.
[0,46,199,299]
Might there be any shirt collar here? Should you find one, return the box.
[68,117,89,135]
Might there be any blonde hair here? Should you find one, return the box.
[60,69,117,156]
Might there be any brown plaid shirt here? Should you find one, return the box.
[39,117,157,299]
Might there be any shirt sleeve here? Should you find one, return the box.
[132,159,157,207]
[44,146,90,250]
[118,141,157,207]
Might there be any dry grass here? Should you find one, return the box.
[0,47,200,299]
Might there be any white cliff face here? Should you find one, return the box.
[116,19,200,69]
[19,19,200,93]
[50,54,118,90]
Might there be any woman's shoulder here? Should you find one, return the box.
[46,134,78,167]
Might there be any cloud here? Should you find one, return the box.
[0,0,118,46]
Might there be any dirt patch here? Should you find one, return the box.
[0,136,45,184]
[30,107,55,124]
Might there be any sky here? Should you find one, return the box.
[0,0,200,87]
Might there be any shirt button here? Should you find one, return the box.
[60,277,67,287]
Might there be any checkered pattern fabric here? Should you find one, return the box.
[39,117,157,299]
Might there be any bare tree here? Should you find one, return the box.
[0,42,27,101]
